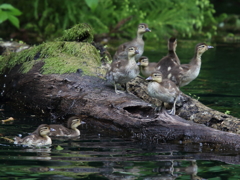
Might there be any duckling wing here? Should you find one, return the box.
[180,64,190,71]
[14,134,36,145]
[49,125,74,136]
[113,43,128,61]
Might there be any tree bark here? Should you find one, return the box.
[1,61,240,149]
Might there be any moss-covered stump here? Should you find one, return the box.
[0,24,107,77]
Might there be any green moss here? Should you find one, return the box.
[0,23,103,76]
[56,23,94,42]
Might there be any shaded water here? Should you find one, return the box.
[1,41,240,179]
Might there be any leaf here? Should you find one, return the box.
[9,8,22,16]
[8,14,20,28]
[84,0,99,12]
[0,4,15,10]
[0,4,22,16]
[0,10,8,23]
[56,145,64,150]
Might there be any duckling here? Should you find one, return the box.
[156,37,180,78]
[48,116,85,137]
[146,72,182,115]
[167,43,214,87]
[14,124,52,147]
[137,56,157,77]
[106,46,140,94]
[113,23,151,61]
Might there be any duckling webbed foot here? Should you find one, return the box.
[114,83,126,94]
[115,90,126,94]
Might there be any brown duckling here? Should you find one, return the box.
[156,37,180,78]
[32,116,85,137]
[48,116,85,137]
[106,46,139,94]
[146,72,182,115]
[137,56,158,77]
[113,23,151,61]
[14,124,52,147]
[167,43,214,87]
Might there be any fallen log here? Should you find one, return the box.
[1,62,240,148]
[128,76,240,134]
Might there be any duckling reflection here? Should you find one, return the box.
[22,147,52,160]
[174,160,206,180]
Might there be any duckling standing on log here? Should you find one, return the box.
[113,23,151,61]
[106,46,140,94]
[146,72,182,115]
[167,43,214,87]
[14,124,53,147]
[137,56,157,77]
[156,37,180,78]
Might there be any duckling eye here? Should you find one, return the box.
[140,25,144,28]
[129,48,134,51]
[201,45,205,48]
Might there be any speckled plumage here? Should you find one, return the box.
[146,72,181,115]
[106,46,140,94]
[156,37,180,79]
[137,56,158,77]
[14,124,52,147]
[32,116,85,137]
[166,43,214,87]
[113,23,151,61]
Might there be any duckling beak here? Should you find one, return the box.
[207,45,214,49]
[135,50,139,54]
[81,121,86,124]
[145,28,151,32]
[50,128,56,132]
[146,76,153,81]
[137,62,141,65]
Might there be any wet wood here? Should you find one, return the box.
[1,62,240,149]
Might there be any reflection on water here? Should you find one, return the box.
[0,42,240,179]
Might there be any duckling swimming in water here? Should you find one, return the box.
[14,124,52,147]
[48,116,85,137]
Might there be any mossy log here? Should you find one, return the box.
[1,24,240,149]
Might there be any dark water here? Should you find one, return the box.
[1,41,240,179]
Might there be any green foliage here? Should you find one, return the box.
[0,3,21,28]
[224,110,231,115]
[0,0,218,43]
[56,145,64,150]
[57,24,94,42]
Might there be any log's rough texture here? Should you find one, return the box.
[128,76,240,134]
[1,61,240,149]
